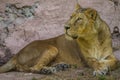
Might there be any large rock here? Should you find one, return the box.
[0,0,119,56]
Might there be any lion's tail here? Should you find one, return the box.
[0,57,16,73]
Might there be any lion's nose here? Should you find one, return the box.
[64,25,70,30]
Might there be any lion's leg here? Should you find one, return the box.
[39,62,71,74]
[16,64,30,72]
[92,39,118,75]
[101,55,117,70]
[100,55,117,71]
[87,55,117,76]
[30,45,58,73]
[52,62,71,71]
[86,57,108,76]
[93,55,117,76]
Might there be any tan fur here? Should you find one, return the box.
[65,4,118,75]
[0,3,118,75]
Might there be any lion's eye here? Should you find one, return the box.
[76,18,82,23]
[77,18,82,21]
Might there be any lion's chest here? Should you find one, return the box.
[55,36,82,66]
[77,37,103,59]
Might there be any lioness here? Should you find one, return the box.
[0,3,118,76]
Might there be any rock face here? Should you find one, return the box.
[0,0,120,59]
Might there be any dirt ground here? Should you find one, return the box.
[0,50,120,80]
[0,64,120,80]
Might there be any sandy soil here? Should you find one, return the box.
[0,64,120,80]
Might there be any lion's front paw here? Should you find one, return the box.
[30,67,39,73]
[39,67,57,74]
[93,66,108,76]
[52,62,71,71]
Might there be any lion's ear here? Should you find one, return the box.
[75,3,81,12]
[85,8,97,20]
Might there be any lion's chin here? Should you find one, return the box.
[65,34,74,40]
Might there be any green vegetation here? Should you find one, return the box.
[32,77,38,80]
[98,75,106,80]
[72,64,78,69]
[77,76,81,80]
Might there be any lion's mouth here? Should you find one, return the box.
[65,32,78,39]
[72,36,78,39]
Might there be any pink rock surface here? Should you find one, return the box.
[0,0,119,56]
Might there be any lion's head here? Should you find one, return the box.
[65,3,98,40]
